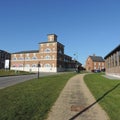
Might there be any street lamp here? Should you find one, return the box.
[38,62,41,79]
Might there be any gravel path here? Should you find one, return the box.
[46,74,109,120]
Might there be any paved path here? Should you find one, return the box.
[46,74,109,120]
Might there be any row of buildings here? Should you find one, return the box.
[1,34,81,72]
[0,34,120,78]
[85,44,120,78]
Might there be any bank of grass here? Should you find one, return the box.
[84,73,120,120]
[0,70,32,76]
[0,72,76,120]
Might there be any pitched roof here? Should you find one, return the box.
[104,44,120,59]
[0,49,10,54]
[90,56,105,62]
[12,50,39,54]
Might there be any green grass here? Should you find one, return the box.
[0,72,76,120]
[0,70,32,76]
[84,73,120,120]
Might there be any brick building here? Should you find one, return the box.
[104,44,120,78]
[86,55,105,72]
[11,34,76,72]
[0,50,11,69]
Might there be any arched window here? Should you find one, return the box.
[13,57,17,60]
[45,55,51,60]
[32,56,37,60]
[25,57,30,60]
[25,64,30,67]
[18,57,24,60]
[19,64,23,67]
[44,64,51,67]
[32,64,37,67]
[44,48,51,53]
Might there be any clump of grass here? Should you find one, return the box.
[0,72,76,120]
[84,73,120,120]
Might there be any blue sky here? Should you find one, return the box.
[0,0,120,65]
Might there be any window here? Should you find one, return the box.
[25,64,30,67]
[19,64,23,67]
[18,57,24,60]
[59,65,62,68]
[45,55,51,60]
[44,48,51,53]
[32,56,37,60]
[58,50,63,54]
[13,57,17,60]
[44,64,51,67]
[32,64,37,67]
[25,57,30,60]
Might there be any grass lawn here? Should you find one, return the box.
[0,72,76,120]
[0,70,32,76]
[84,73,120,120]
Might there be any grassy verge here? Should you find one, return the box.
[0,72,76,120]
[0,70,33,76]
[84,73,120,120]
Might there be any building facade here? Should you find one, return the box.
[11,34,76,72]
[86,55,105,72]
[104,44,120,78]
[0,50,11,69]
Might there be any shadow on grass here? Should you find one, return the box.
[69,83,120,120]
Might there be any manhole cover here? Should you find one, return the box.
[71,105,85,112]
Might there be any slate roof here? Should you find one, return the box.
[104,44,120,59]
[0,49,10,54]
[90,56,105,62]
[12,50,39,54]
